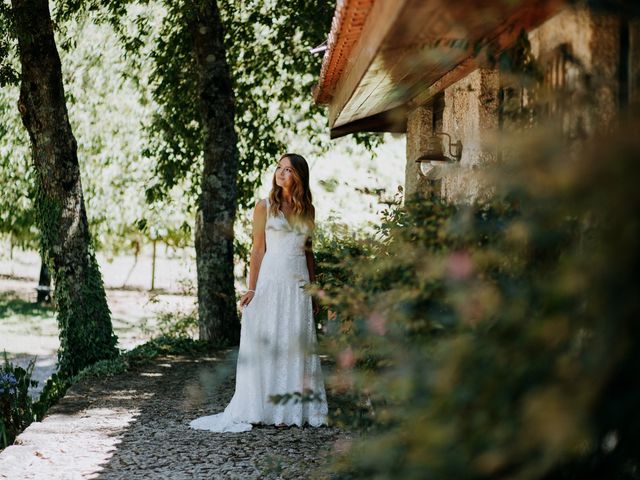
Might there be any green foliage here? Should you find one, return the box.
[134,0,338,211]
[156,309,199,338]
[36,171,119,377]
[1,10,192,255]
[315,119,640,478]
[1,1,383,260]
[269,388,325,406]
[72,357,129,382]
[0,77,37,249]
[35,172,119,377]
[313,224,375,329]
[0,353,37,449]
[50,252,119,377]
[73,335,212,380]
[0,5,18,87]
[31,373,71,421]
[61,14,192,254]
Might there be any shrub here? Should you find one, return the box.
[32,373,71,421]
[317,120,640,479]
[156,310,199,338]
[0,354,38,449]
[72,357,128,382]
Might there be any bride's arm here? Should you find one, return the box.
[305,237,316,284]
[239,200,267,307]
[304,206,316,283]
[305,207,320,315]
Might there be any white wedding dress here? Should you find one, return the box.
[189,198,328,432]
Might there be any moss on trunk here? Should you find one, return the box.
[12,0,118,376]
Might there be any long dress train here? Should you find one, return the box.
[189,198,328,432]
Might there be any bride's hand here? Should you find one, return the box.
[239,291,255,308]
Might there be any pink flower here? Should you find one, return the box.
[338,346,356,369]
[446,250,474,280]
[367,311,387,335]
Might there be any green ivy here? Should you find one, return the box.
[33,174,118,377]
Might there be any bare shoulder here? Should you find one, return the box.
[253,199,267,221]
[255,198,267,212]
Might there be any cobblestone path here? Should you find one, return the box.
[0,352,350,479]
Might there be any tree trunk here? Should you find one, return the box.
[11,0,118,376]
[192,0,240,345]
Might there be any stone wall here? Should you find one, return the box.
[404,105,434,197]
[528,6,620,133]
[439,68,499,203]
[403,5,623,204]
[404,68,499,202]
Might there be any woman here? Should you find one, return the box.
[189,153,328,432]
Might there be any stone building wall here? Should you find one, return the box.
[439,68,499,203]
[404,68,499,202]
[403,5,624,204]
[404,105,434,197]
[527,6,620,134]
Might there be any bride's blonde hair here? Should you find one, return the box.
[269,153,314,229]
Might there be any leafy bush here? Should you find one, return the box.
[0,354,37,449]
[156,310,199,338]
[73,335,212,380]
[72,357,128,382]
[316,119,640,479]
[32,373,71,421]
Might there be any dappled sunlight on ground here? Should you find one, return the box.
[0,355,349,478]
[0,406,141,479]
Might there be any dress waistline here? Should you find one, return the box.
[264,251,306,258]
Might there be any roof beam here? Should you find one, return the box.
[327,0,410,128]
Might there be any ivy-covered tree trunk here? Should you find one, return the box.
[11,0,118,375]
[192,0,240,345]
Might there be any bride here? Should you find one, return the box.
[189,153,328,432]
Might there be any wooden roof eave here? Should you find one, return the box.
[322,0,565,138]
[324,0,410,127]
[329,104,408,139]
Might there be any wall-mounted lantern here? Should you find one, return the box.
[415,132,463,177]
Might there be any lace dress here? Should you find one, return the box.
[189,198,328,432]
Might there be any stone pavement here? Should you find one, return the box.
[0,352,351,479]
